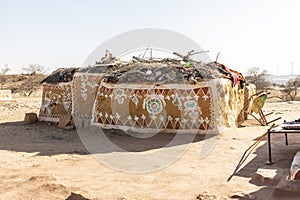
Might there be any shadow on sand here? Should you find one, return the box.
[230,130,300,200]
[0,121,216,156]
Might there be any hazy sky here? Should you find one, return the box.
[0,0,299,75]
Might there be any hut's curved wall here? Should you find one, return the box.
[91,78,244,133]
[39,82,72,122]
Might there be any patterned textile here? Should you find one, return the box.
[39,83,72,122]
[216,79,244,129]
[72,73,103,121]
[243,84,256,119]
[215,62,245,86]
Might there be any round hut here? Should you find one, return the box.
[89,61,246,133]
[39,68,78,122]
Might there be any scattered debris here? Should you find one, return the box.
[196,193,219,200]
[67,150,89,155]
[283,119,300,130]
[230,193,255,199]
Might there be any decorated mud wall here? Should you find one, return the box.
[38,68,78,122]
[39,82,73,122]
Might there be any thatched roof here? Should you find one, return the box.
[41,67,79,84]
[78,50,123,73]
[102,61,242,85]
[78,64,116,73]
[75,50,243,84]
[73,50,244,86]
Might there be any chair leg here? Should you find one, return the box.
[250,113,265,126]
[259,110,267,126]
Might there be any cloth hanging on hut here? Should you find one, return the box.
[217,62,245,87]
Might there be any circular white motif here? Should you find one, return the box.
[146,97,163,115]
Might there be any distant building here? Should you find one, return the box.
[263,74,299,84]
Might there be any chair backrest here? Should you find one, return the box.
[250,92,268,114]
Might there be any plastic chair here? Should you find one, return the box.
[249,91,281,126]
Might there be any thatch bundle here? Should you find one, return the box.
[41,68,78,84]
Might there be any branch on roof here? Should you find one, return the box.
[132,56,146,62]
[215,52,221,62]
[173,50,209,62]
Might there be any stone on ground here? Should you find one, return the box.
[58,115,72,128]
[250,168,277,186]
[24,112,38,124]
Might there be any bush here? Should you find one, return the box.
[245,67,270,91]
[22,64,46,75]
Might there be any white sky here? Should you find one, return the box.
[0,0,299,75]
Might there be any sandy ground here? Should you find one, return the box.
[1,90,300,200]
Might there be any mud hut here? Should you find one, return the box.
[88,60,246,133]
[39,68,78,122]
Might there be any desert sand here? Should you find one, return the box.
[1,89,300,200]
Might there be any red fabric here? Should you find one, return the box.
[215,62,244,86]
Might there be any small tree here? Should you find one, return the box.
[281,77,300,101]
[22,64,46,75]
[246,67,270,91]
